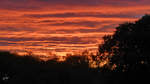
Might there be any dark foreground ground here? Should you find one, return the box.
[0,51,149,84]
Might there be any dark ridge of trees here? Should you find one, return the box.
[98,14,150,72]
[0,51,95,84]
[98,14,150,83]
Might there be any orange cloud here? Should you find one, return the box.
[0,0,150,56]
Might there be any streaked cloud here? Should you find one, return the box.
[24,12,138,18]
[0,0,150,56]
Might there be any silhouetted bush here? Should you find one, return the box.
[98,14,150,84]
[0,51,94,84]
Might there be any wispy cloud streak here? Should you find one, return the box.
[0,0,150,55]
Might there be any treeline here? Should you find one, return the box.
[0,51,91,84]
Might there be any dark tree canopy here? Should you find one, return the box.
[98,15,150,72]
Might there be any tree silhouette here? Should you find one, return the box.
[0,51,91,84]
[98,15,150,72]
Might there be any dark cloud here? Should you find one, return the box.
[0,0,39,10]
[0,27,36,32]
[38,20,61,23]
[0,42,10,46]
[50,21,101,27]
[0,37,34,42]
[0,36,98,45]
[24,12,138,18]
[36,0,148,6]
[0,0,149,10]
[56,24,116,33]
[0,36,79,42]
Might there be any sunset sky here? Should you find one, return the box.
[0,0,150,56]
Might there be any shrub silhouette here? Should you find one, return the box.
[98,15,150,72]
[97,15,150,84]
[0,51,92,84]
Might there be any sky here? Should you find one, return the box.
[0,0,150,56]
